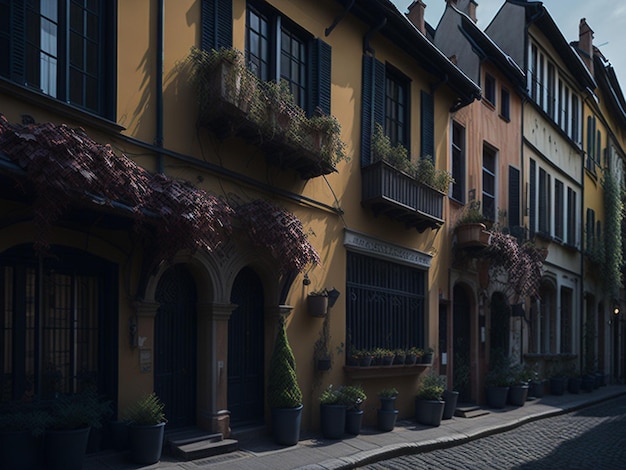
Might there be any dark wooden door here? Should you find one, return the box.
[453,285,472,402]
[228,267,264,426]
[154,265,197,428]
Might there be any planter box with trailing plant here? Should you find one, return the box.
[268,317,303,446]
[124,392,167,465]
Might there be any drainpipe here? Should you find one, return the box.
[156,0,164,174]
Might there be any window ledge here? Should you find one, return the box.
[344,363,431,379]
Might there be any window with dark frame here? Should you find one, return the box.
[482,144,497,221]
[451,121,465,202]
[567,187,576,246]
[385,68,409,149]
[500,88,510,120]
[346,251,425,355]
[484,73,496,106]
[1,0,115,119]
[245,2,309,110]
[554,179,564,241]
[538,167,551,235]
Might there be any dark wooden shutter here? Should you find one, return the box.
[508,166,520,228]
[201,0,232,51]
[421,90,434,161]
[360,55,385,167]
[8,1,25,83]
[308,38,332,116]
[529,159,536,236]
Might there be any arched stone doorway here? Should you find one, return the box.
[228,266,265,426]
[154,264,198,428]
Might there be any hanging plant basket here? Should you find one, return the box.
[455,223,490,248]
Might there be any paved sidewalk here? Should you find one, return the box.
[84,384,626,470]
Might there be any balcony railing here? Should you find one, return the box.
[361,160,445,231]
[190,50,345,179]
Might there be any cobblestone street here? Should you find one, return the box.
[362,395,626,469]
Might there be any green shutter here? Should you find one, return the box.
[201,0,232,51]
[421,90,434,161]
[309,38,332,116]
[360,55,385,167]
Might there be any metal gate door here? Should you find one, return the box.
[228,267,264,426]
[154,265,197,428]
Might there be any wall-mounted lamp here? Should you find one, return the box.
[303,273,311,286]
[614,305,620,316]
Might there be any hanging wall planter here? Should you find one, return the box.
[307,292,328,317]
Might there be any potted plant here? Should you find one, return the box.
[406,347,421,365]
[342,385,367,435]
[318,385,347,440]
[307,289,329,318]
[380,348,395,366]
[485,351,513,409]
[508,364,530,406]
[414,371,446,427]
[454,200,491,248]
[0,403,52,470]
[268,317,303,446]
[45,389,112,470]
[393,348,406,365]
[358,349,374,367]
[377,387,399,432]
[124,392,167,464]
[422,347,435,364]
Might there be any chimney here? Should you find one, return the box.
[578,18,594,75]
[407,0,427,35]
[468,0,478,23]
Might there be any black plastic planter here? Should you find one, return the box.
[345,409,364,435]
[442,390,459,420]
[271,405,303,446]
[320,404,346,439]
[415,398,445,427]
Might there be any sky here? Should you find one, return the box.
[391,0,626,92]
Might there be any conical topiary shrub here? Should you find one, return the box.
[268,317,303,446]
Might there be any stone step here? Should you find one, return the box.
[171,437,239,461]
[454,405,490,419]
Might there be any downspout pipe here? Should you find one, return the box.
[156,0,164,174]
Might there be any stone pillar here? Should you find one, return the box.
[197,301,236,437]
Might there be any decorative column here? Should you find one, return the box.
[197,301,236,437]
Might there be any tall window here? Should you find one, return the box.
[538,167,551,235]
[586,208,596,253]
[451,121,465,202]
[554,179,564,241]
[246,3,308,109]
[346,252,425,354]
[500,88,510,121]
[385,68,409,148]
[567,188,577,246]
[1,0,115,118]
[482,144,497,221]
[547,63,556,120]
[1,246,116,402]
[484,73,496,106]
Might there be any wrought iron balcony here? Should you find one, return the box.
[361,160,445,231]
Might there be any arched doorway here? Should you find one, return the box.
[453,284,472,402]
[489,292,510,356]
[154,264,198,429]
[228,267,265,426]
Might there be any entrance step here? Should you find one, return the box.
[165,427,239,461]
[454,405,490,418]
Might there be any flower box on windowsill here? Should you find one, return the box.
[454,223,491,248]
[344,363,431,379]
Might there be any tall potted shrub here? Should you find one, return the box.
[124,392,167,464]
[268,317,303,446]
[44,389,112,470]
[377,388,399,432]
[319,385,346,440]
[0,403,52,470]
[414,371,446,427]
[342,385,367,435]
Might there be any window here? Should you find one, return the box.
[567,187,577,246]
[246,4,307,108]
[0,245,116,402]
[346,252,425,354]
[538,167,551,235]
[484,73,496,106]
[508,166,520,228]
[385,68,409,148]
[547,63,556,120]
[586,208,595,253]
[244,2,331,116]
[500,88,510,121]
[554,179,564,241]
[451,121,465,202]
[482,144,497,221]
[1,0,116,119]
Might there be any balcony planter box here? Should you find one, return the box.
[455,223,490,248]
